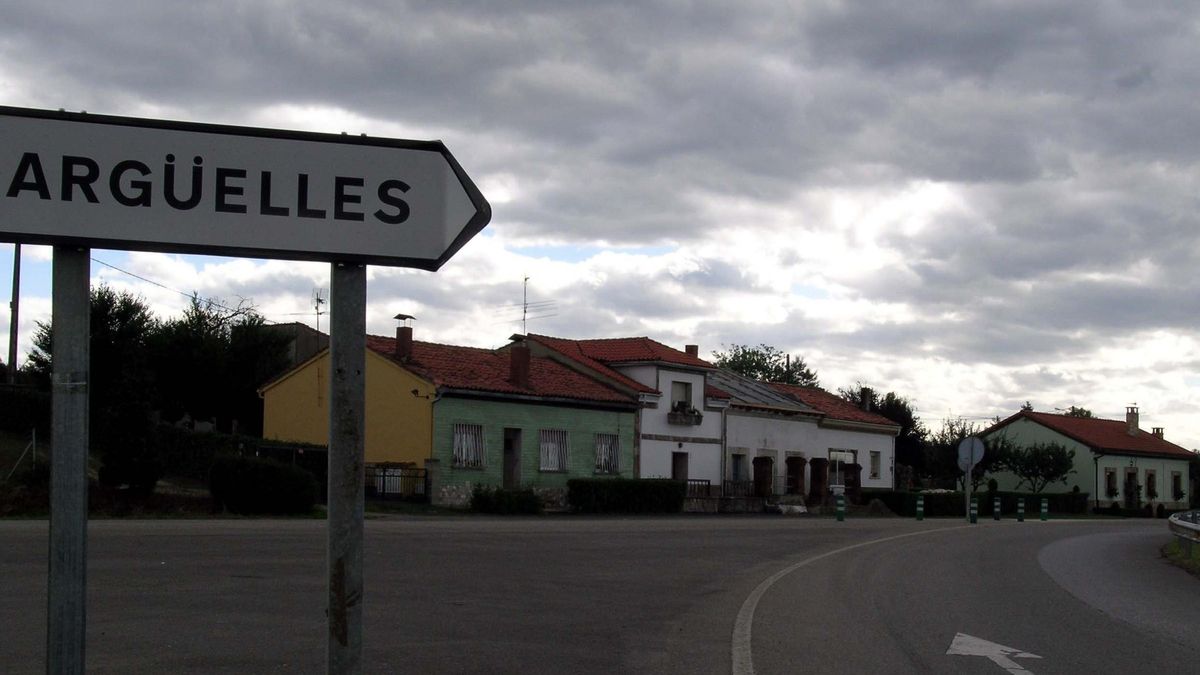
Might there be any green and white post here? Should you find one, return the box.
[969,497,978,524]
[993,496,1001,521]
[1017,497,1025,522]
[1040,497,1048,521]
[836,494,846,522]
[916,494,925,521]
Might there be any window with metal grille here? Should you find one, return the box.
[452,423,486,468]
[594,433,620,474]
[869,451,881,479]
[539,429,569,472]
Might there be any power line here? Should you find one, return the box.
[90,257,285,324]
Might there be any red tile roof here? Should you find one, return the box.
[365,335,635,405]
[989,411,1195,459]
[528,334,714,370]
[521,335,658,395]
[768,383,899,428]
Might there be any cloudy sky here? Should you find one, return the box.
[2,1,1199,447]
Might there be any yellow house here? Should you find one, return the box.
[260,329,436,465]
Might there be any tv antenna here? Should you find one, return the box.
[491,277,556,330]
[312,288,327,331]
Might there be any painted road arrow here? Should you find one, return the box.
[946,633,1043,673]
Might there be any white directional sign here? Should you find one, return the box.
[0,106,491,269]
[947,633,1042,673]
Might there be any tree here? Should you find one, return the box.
[29,285,161,492]
[839,385,928,478]
[712,343,819,386]
[148,294,289,436]
[1020,401,1034,412]
[1063,406,1093,418]
[1001,442,1076,493]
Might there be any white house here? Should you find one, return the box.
[982,407,1193,510]
[769,384,899,493]
[517,334,728,492]
[707,368,822,497]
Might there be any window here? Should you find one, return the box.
[869,451,881,479]
[1173,472,1184,501]
[1105,469,1118,498]
[452,423,486,468]
[671,381,693,412]
[732,454,747,481]
[539,429,569,472]
[594,433,620,474]
[828,450,856,486]
[1145,470,1158,501]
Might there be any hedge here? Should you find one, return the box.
[209,455,318,515]
[861,489,1091,517]
[567,478,685,514]
[470,485,543,515]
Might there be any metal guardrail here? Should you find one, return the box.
[1168,510,1200,555]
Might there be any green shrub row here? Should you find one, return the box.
[861,489,1091,517]
[209,455,318,515]
[470,485,543,515]
[567,478,685,514]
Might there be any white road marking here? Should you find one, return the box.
[730,525,972,675]
[947,632,1042,674]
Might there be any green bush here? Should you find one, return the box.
[209,455,317,515]
[470,485,543,515]
[567,478,685,514]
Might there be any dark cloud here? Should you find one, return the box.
[4,1,1200,443]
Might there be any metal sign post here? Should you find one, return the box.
[957,437,985,524]
[47,246,89,674]
[327,263,366,672]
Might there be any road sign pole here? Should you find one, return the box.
[965,479,972,523]
[993,496,1001,521]
[327,263,366,674]
[1017,498,1025,522]
[48,246,89,674]
[8,242,20,383]
[916,494,924,521]
[836,494,845,522]
[1040,497,1048,522]
[969,497,978,524]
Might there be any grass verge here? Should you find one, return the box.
[1161,539,1200,577]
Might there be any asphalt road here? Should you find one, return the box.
[0,516,1193,674]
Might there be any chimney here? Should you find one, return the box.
[685,344,699,357]
[860,386,873,412]
[1153,427,1164,439]
[394,313,414,361]
[1126,406,1139,435]
[510,344,531,388]
[394,326,413,360]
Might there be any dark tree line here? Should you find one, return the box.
[26,286,291,492]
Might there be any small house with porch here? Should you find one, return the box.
[769,384,899,496]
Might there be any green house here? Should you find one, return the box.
[380,334,638,508]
